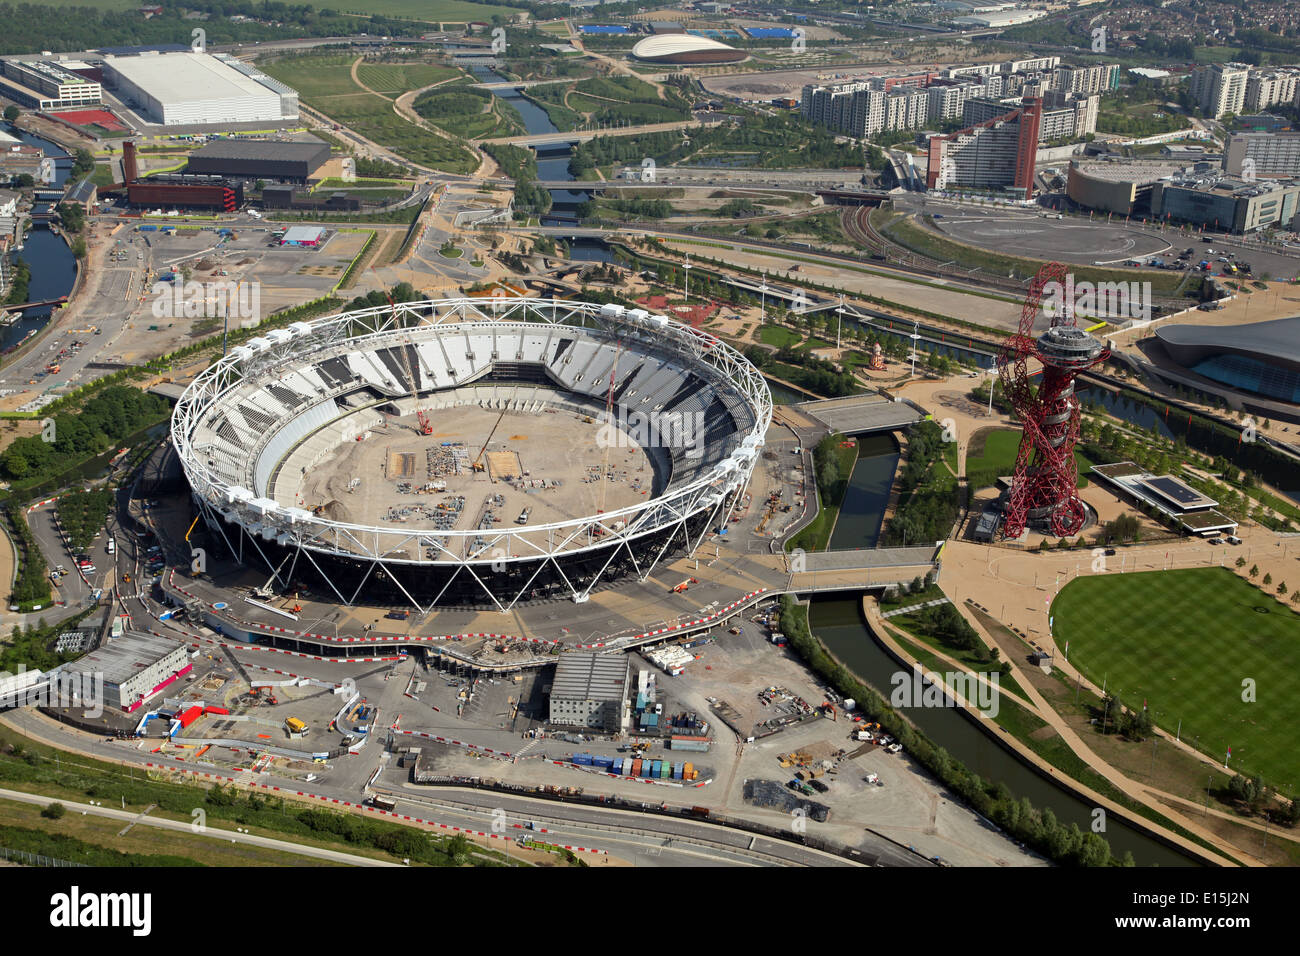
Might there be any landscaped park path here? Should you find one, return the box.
[864,597,1262,866]
[931,533,1299,862]
[348,56,495,181]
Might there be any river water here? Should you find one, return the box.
[3,124,78,352]
[808,596,1195,865]
[828,434,898,550]
[475,69,590,225]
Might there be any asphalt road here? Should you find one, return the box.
[370,782,876,867]
[0,231,155,406]
[896,194,1300,281]
[0,704,868,867]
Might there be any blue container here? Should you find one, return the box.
[649,760,661,777]
[592,754,613,768]
[673,762,684,779]
[572,753,592,765]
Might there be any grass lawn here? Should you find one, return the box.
[785,439,860,554]
[356,63,460,96]
[965,426,1092,489]
[0,797,345,866]
[757,325,803,348]
[1052,567,1300,788]
[260,54,475,173]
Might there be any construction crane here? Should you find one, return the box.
[471,406,508,472]
[598,344,621,514]
[390,295,432,436]
[401,337,432,436]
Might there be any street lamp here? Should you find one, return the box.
[910,321,920,378]
[759,270,768,324]
[683,254,691,304]
[836,293,844,349]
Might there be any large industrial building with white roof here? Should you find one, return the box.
[101,51,298,126]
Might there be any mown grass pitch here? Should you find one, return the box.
[1052,566,1300,790]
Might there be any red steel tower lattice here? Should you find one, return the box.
[997,262,1110,539]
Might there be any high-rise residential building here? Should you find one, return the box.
[1244,70,1300,113]
[927,80,985,122]
[927,98,1042,197]
[1004,56,1060,74]
[964,92,1096,142]
[1055,63,1120,96]
[1189,63,1249,118]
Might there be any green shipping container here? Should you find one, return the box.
[658,760,670,778]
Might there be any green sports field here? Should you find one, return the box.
[1052,567,1300,788]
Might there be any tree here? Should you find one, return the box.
[1250,564,1259,578]
[15,173,33,188]
[445,833,471,865]
[41,802,66,820]
[1263,572,1272,587]
[3,105,17,121]
[1278,582,1288,596]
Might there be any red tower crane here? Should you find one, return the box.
[389,295,432,436]
[997,262,1110,539]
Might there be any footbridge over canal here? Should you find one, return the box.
[785,545,941,594]
[797,393,924,435]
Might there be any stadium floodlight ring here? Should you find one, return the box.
[171,297,771,611]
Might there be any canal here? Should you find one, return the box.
[808,595,1196,866]
[796,423,1198,865]
[3,124,78,353]
[475,69,590,225]
[828,434,898,551]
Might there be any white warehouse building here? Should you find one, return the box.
[101,51,298,126]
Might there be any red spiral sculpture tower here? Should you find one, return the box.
[998,262,1110,539]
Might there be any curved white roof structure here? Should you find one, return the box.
[631,34,747,63]
[172,297,770,610]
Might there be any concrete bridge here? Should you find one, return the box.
[785,545,941,593]
[797,395,924,436]
[480,119,710,148]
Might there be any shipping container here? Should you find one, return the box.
[631,758,642,777]
[592,754,613,768]
[658,761,670,778]
[683,762,694,778]
[673,762,684,780]
[572,752,592,766]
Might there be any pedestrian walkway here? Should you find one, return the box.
[881,597,950,619]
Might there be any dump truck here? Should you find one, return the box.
[285,717,307,735]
